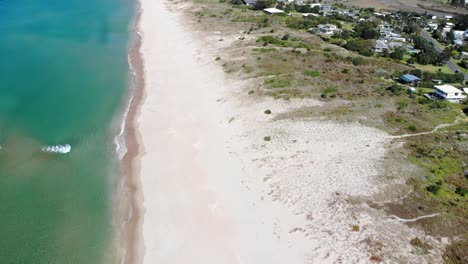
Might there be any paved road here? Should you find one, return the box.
[420,30,468,81]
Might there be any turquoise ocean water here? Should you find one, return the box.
[0,0,134,263]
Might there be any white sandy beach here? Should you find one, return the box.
[136,0,446,263]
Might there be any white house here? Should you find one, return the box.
[427,23,439,31]
[317,24,341,35]
[443,26,452,33]
[453,30,465,40]
[444,15,453,20]
[434,85,466,103]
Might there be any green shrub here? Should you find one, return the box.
[419,81,433,88]
[321,86,337,98]
[418,97,432,105]
[386,84,404,96]
[352,57,364,65]
[408,125,418,132]
[426,182,441,194]
[455,187,468,196]
[397,100,409,110]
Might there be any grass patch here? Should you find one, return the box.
[258,36,313,50]
[415,64,452,74]
[304,70,320,77]
[265,76,291,88]
[253,47,277,53]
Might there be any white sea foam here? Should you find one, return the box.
[114,99,131,160]
[41,144,71,154]
[114,52,137,161]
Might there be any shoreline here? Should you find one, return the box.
[118,0,145,262]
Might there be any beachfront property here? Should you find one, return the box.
[316,24,341,35]
[399,74,421,86]
[263,8,285,15]
[434,84,466,103]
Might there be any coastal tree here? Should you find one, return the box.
[354,21,380,39]
[453,14,468,30]
[390,47,406,60]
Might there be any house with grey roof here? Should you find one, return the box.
[373,40,388,53]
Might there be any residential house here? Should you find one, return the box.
[427,23,439,31]
[454,39,464,46]
[434,84,466,103]
[263,8,285,15]
[460,51,468,60]
[379,23,393,33]
[388,41,404,49]
[442,26,452,33]
[373,40,389,53]
[384,32,406,42]
[400,74,421,86]
[321,5,333,12]
[243,0,257,6]
[317,24,341,35]
[453,30,465,39]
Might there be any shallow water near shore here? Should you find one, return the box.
[0,0,134,263]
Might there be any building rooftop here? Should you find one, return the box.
[243,0,257,5]
[400,74,421,83]
[435,84,463,94]
[264,8,284,14]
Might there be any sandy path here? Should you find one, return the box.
[136,0,446,263]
